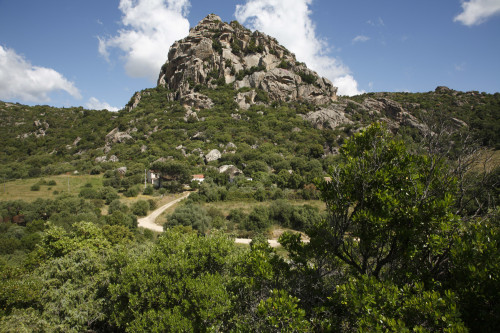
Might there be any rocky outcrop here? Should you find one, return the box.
[205,149,222,162]
[105,128,133,144]
[301,103,352,130]
[109,155,119,162]
[182,92,214,110]
[361,98,428,133]
[95,156,107,163]
[116,166,127,175]
[157,14,337,109]
[218,164,242,177]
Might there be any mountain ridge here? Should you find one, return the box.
[0,14,498,182]
[154,14,337,111]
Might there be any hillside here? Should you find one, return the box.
[1,14,499,183]
[1,14,500,332]
[1,87,499,183]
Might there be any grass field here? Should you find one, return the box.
[0,174,103,202]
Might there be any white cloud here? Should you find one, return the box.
[85,97,120,111]
[454,0,500,26]
[0,45,81,103]
[352,35,370,44]
[455,62,466,71]
[333,75,363,97]
[367,17,385,27]
[235,0,364,96]
[99,0,191,82]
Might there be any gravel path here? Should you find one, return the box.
[234,238,281,247]
[137,192,191,232]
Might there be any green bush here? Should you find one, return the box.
[298,71,317,84]
[131,200,150,216]
[165,204,211,233]
[108,199,129,215]
[98,186,119,205]
[278,60,292,69]
[79,187,98,199]
[105,210,137,229]
[143,185,154,195]
[124,185,142,198]
[30,184,40,191]
[243,206,270,231]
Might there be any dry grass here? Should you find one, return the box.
[471,149,500,173]
[0,174,103,202]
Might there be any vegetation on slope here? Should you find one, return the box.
[0,123,498,331]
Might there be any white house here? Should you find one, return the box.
[146,170,161,187]
[191,174,205,182]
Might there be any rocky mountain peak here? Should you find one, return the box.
[157,14,337,109]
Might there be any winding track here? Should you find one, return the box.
[137,192,191,232]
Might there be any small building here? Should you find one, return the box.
[147,170,161,187]
[191,174,205,182]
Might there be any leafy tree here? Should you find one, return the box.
[131,200,150,216]
[151,160,192,185]
[317,123,459,283]
[107,199,129,215]
[244,206,271,231]
[98,187,119,205]
[254,289,311,332]
[108,230,235,331]
[105,211,137,230]
[165,204,211,233]
[336,276,466,331]
[143,185,154,195]
[244,160,269,178]
[449,211,500,331]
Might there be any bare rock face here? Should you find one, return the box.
[182,92,214,110]
[218,164,242,177]
[157,14,337,109]
[95,156,107,163]
[128,92,142,111]
[109,155,119,163]
[183,107,199,122]
[361,98,428,133]
[236,90,257,109]
[116,166,127,175]
[205,149,222,162]
[105,128,133,144]
[301,103,352,130]
[127,91,152,111]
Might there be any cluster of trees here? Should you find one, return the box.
[0,184,157,257]
[164,199,324,236]
[1,123,498,331]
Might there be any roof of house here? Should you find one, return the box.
[192,174,204,179]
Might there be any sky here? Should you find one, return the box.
[0,0,499,111]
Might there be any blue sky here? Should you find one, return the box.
[1,0,499,110]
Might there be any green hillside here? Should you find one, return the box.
[0,14,499,332]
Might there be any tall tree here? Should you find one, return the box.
[317,123,459,283]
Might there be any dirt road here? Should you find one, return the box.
[234,238,281,247]
[137,192,191,232]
